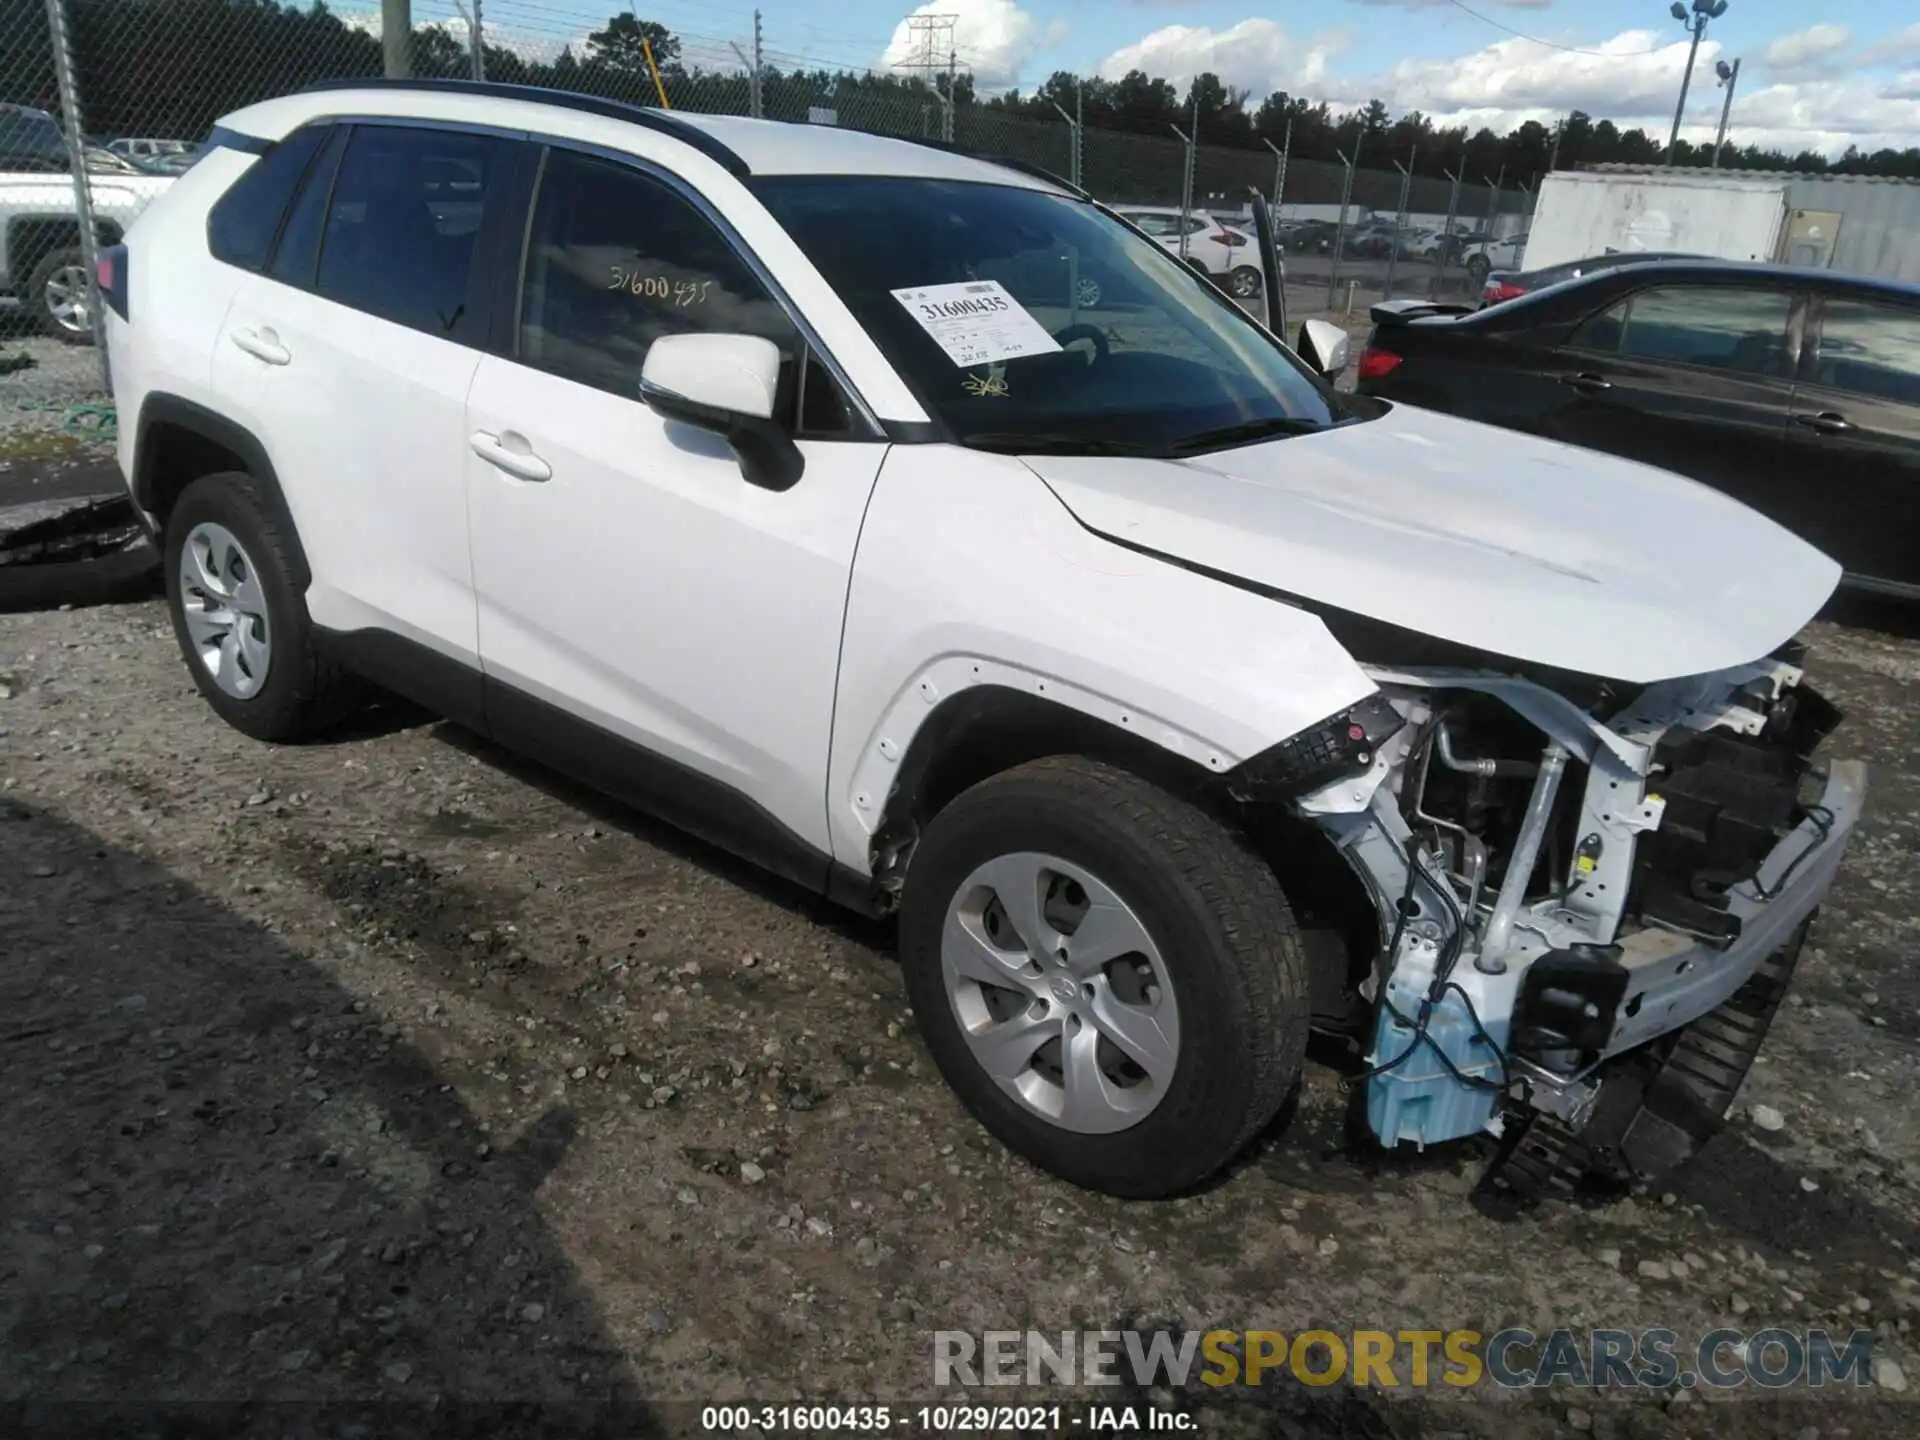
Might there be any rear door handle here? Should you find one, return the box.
[469,430,552,483]
[1792,411,1852,436]
[1558,371,1611,393]
[229,326,290,366]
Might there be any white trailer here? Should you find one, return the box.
[1524,170,1789,271]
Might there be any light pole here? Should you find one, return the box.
[1712,57,1741,167]
[1666,0,1728,166]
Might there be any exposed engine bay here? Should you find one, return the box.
[1232,640,1867,1200]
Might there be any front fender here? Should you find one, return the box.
[827,445,1376,873]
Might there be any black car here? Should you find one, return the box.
[1481,250,1705,306]
[1356,260,1920,599]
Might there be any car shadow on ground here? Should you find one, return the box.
[0,798,666,1437]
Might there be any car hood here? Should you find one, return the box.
[1021,402,1841,683]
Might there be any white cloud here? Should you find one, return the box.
[1095,20,1348,98]
[1860,23,1920,68]
[880,0,1051,91]
[1761,24,1850,79]
[1094,20,1920,157]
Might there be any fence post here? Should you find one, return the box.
[1049,101,1082,188]
[1171,114,1196,264]
[382,0,410,78]
[44,0,107,387]
[1263,121,1290,212]
[1483,163,1504,237]
[453,0,484,79]
[1326,146,1356,311]
[1384,145,1414,299]
[1431,166,1462,298]
[751,11,763,120]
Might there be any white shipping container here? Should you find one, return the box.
[1524,171,1790,271]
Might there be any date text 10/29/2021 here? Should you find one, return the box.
[701,1406,1195,1433]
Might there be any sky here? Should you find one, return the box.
[395,0,1920,158]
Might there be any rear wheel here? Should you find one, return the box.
[1228,265,1263,299]
[28,248,94,344]
[899,756,1309,1198]
[1465,255,1491,284]
[163,472,358,741]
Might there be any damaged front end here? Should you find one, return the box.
[1230,644,1866,1200]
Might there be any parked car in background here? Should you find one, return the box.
[106,138,197,170]
[1109,206,1265,297]
[1282,219,1337,254]
[1357,260,1920,598]
[1480,250,1708,306]
[2,103,174,340]
[1462,231,1528,282]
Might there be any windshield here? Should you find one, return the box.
[751,175,1349,455]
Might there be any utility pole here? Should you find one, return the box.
[1667,0,1729,165]
[1712,57,1741,167]
[382,0,411,78]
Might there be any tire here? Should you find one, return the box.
[899,756,1309,1198]
[162,471,357,742]
[27,247,95,345]
[1465,255,1490,284]
[1228,265,1263,299]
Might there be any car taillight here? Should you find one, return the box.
[1356,346,1401,381]
[1215,230,1244,246]
[1483,280,1526,304]
[95,242,129,320]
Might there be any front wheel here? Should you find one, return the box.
[1465,255,1490,284]
[1228,265,1263,299]
[899,756,1309,1198]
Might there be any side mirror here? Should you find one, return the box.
[639,332,803,491]
[1296,317,1350,380]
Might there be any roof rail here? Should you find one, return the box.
[293,77,750,178]
[906,137,1089,199]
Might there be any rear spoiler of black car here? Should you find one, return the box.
[1367,298,1478,325]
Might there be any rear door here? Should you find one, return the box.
[1533,280,1802,529]
[1784,293,1920,591]
[214,122,531,670]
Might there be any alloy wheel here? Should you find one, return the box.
[42,263,92,335]
[178,521,272,699]
[940,851,1181,1133]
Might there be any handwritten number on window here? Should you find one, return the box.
[607,267,712,306]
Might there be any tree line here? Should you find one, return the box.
[4,0,1916,184]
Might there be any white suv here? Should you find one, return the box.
[1109,206,1264,299]
[101,80,1864,1204]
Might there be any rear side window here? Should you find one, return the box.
[1809,299,1920,405]
[1573,285,1793,377]
[314,124,509,343]
[206,124,329,272]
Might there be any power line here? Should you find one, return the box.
[1439,0,1665,57]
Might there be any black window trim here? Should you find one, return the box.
[509,133,887,442]
[204,121,334,275]
[263,121,348,285]
[1566,278,1808,382]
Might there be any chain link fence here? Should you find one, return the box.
[3,0,1541,350]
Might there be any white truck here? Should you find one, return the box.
[1,103,174,343]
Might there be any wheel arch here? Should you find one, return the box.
[131,394,311,590]
[862,678,1252,909]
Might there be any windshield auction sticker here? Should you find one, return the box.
[891,281,1062,368]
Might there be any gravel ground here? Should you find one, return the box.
[3,330,1918,1437]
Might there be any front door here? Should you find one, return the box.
[464,144,889,870]
[1535,280,1802,535]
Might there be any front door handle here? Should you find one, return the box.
[1792,411,1852,436]
[469,430,552,483]
[230,326,290,366]
[1558,371,1611,393]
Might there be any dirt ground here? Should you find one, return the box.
[3,333,1919,1438]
